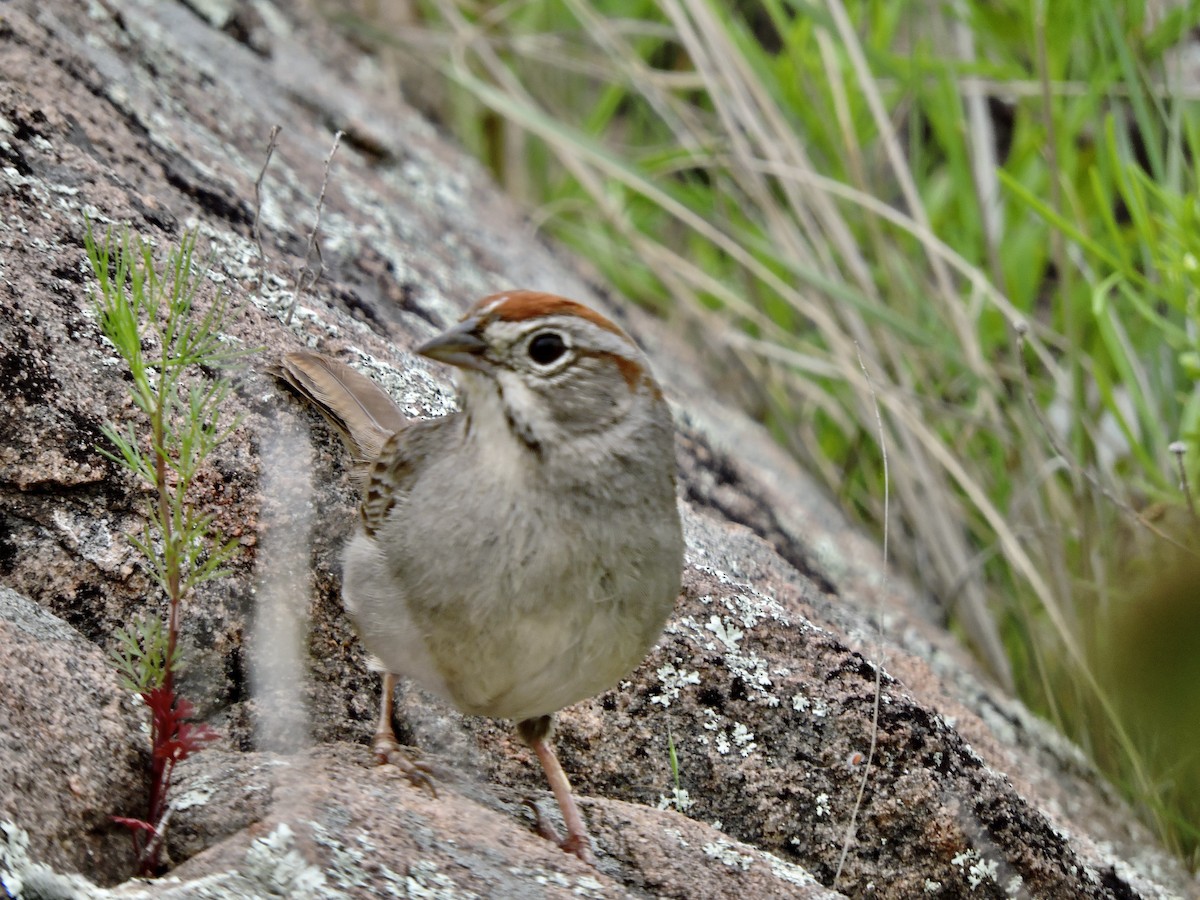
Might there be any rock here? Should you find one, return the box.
[2,744,842,898]
[0,588,144,885]
[0,0,1195,897]
[161,744,842,899]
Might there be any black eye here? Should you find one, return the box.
[528,331,568,366]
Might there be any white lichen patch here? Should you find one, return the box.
[658,785,695,812]
[406,859,477,899]
[730,722,757,756]
[48,510,131,574]
[659,562,831,760]
[714,730,731,755]
[950,848,999,889]
[1,820,99,899]
[184,219,261,283]
[174,220,338,345]
[651,662,700,707]
[766,853,821,888]
[702,839,754,871]
[705,614,743,650]
[243,823,331,895]
[513,865,607,899]
[572,874,606,895]
[346,348,457,419]
[671,606,773,709]
[791,693,829,718]
[814,793,831,818]
[307,820,386,894]
[663,826,689,848]
[698,711,758,758]
[969,856,1000,889]
[170,777,216,812]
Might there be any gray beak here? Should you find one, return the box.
[416,319,489,371]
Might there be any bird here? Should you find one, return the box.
[274,290,684,863]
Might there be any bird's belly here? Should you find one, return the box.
[411,543,664,721]
[350,505,676,722]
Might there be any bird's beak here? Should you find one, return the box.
[416,318,489,372]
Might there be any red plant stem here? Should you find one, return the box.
[140,805,172,871]
[144,383,181,874]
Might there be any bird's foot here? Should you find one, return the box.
[560,831,596,866]
[372,732,437,797]
[523,799,596,865]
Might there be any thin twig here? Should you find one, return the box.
[834,344,889,888]
[285,130,343,326]
[253,125,281,302]
[1169,441,1197,526]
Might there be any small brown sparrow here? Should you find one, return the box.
[276,291,684,863]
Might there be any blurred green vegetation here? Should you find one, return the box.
[1101,554,1200,857]
[340,0,1200,867]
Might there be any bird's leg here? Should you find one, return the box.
[517,716,595,865]
[372,671,399,759]
[372,672,436,796]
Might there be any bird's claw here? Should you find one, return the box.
[372,732,437,797]
[522,798,596,865]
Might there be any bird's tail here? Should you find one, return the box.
[273,351,407,467]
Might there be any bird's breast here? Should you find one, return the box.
[359,468,679,720]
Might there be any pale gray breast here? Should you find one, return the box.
[369,414,681,720]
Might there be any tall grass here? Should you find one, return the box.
[344,0,1200,866]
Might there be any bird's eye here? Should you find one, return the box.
[527,331,568,366]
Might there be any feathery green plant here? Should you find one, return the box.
[86,223,248,875]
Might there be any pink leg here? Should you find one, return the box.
[518,716,595,865]
[372,672,436,796]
